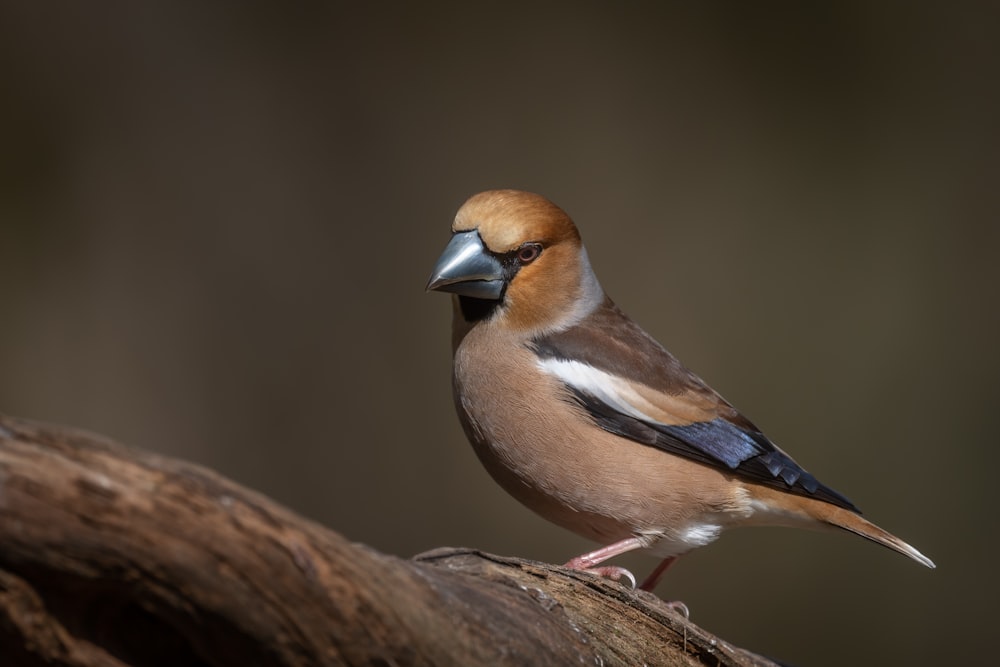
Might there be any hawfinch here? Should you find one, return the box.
[427,189,935,591]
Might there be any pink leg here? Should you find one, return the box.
[563,537,647,588]
[639,556,677,591]
[564,536,646,569]
[639,556,688,616]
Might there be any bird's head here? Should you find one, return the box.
[427,190,603,332]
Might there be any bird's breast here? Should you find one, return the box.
[450,327,754,552]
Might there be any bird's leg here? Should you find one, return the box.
[638,556,689,617]
[563,536,646,588]
[639,556,677,591]
[564,536,645,568]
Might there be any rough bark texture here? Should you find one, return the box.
[0,414,778,667]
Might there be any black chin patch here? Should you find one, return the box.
[458,295,501,322]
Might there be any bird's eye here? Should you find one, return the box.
[517,243,542,264]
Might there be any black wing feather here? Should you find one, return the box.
[532,299,860,514]
[568,388,859,513]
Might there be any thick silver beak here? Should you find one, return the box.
[426,230,505,300]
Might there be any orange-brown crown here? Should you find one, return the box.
[452,190,598,333]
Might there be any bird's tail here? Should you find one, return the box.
[749,485,936,568]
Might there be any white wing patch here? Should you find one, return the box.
[535,357,681,427]
[536,358,654,419]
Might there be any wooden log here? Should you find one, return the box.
[0,414,777,666]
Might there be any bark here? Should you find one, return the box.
[0,414,778,667]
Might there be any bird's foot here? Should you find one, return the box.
[662,600,690,618]
[563,537,649,588]
[569,565,637,589]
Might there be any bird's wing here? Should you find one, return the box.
[531,299,859,512]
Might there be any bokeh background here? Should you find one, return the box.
[2,3,996,665]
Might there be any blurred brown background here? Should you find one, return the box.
[1,2,996,665]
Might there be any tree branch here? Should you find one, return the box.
[0,414,777,667]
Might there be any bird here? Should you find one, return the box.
[426,189,935,592]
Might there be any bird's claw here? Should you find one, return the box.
[664,600,690,618]
[575,565,637,589]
